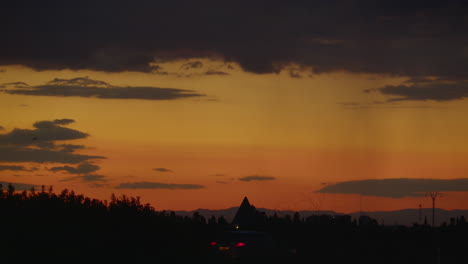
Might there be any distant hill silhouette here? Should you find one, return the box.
[174,207,468,227]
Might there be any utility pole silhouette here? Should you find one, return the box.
[419,204,422,224]
[425,192,442,227]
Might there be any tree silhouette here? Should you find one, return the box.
[1,186,468,263]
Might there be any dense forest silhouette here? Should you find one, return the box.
[1,183,467,263]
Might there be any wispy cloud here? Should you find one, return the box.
[239,175,276,182]
[153,168,173,173]
[363,79,468,103]
[49,163,100,174]
[317,178,468,198]
[0,165,38,172]
[181,61,203,70]
[0,147,104,164]
[338,101,434,110]
[1,77,205,101]
[115,181,204,190]
[0,181,40,191]
[60,174,108,182]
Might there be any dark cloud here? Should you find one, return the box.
[181,61,203,70]
[0,165,38,172]
[0,119,86,147]
[2,77,205,100]
[53,119,75,125]
[216,181,229,184]
[0,120,105,164]
[153,168,173,173]
[403,77,436,84]
[151,66,170,75]
[317,178,468,198]
[89,183,107,188]
[60,174,107,182]
[49,163,100,174]
[204,70,229,76]
[0,181,39,191]
[59,144,86,153]
[115,181,204,190]
[80,174,107,182]
[239,175,276,182]
[2,0,468,82]
[0,82,29,88]
[370,80,468,102]
[213,174,226,177]
[0,146,104,164]
[48,77,111,87]
[289,70,303,79]
[338,101,433,110]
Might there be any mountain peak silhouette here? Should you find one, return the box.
[232,196,257,226]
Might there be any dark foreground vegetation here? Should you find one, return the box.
[1,184,467,263]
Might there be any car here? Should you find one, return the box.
[209,230,277,259]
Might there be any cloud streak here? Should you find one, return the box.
[0,165,38,172]
[369,80,468,102]
[1,77,205,101]
[49,163,100,174]
[317,178,468,198]
[0,181,40,191]
[60,174,108,182]
[153,168,173,173]
[0,147,104,164]
[115,181,204,190]
[239,175,276,182]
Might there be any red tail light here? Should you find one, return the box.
[210,241,217,246]
[235,242,246,247]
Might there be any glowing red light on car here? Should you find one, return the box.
[235,242,246,247]
[210,241,217,246]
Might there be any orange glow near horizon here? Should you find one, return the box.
[2,64,468,213]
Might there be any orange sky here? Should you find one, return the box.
[2,62,468,213]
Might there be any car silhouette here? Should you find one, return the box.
[209,230,278,259]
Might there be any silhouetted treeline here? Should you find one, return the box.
[0,184,224,261]
[1,184,468,263]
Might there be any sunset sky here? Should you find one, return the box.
[2,0,468,213]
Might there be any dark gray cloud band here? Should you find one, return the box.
[153,168,172,173]
[0,165,38,172]
[0,147,104,164]
[49,163,100,174]
[1,0,468,81]
[317,178,468,198]
[59,174,108,183]
[368,80,468,102]
[1,77,204,100]
[115,181,204,190]
[239,175,276,182]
